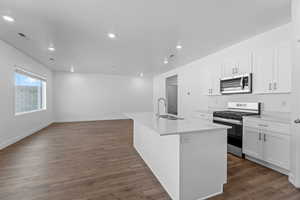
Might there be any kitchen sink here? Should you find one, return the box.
[158,114,184,120]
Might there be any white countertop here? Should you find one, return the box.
[243,112,291,124]
[126,112,229,136]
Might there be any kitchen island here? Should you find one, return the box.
[126,112,229,200]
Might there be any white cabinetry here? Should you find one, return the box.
[252,47,274,93]
[222,53,252,77]
[243,117,290,173]
[222,60,237,78]
[253,42,291,94]
[207,64,222,96]
[243,126,263,159]
[274,43,292,93]
[263,132,290,170]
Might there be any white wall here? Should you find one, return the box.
[54,72,153,122]
[0,40,53,149]
[154,23,292,116]
[290,0,300,187]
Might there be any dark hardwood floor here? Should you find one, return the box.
[0,120,299,200]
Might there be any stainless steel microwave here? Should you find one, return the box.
[220,73,252,95]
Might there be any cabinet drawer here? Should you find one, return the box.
[243,118,290,136]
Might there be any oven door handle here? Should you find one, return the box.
[213,117,242,125]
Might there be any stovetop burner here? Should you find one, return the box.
[213,110,258,120]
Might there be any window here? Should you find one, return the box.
[15,69,47,115]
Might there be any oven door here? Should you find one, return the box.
[213,117,243,154]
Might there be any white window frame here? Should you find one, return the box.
[14,67,47,116]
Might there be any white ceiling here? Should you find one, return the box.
[0,0,290,76]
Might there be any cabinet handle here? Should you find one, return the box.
[269,83,272,91]
[232,68,234,74]
[259,132,262,141]
[264,134,267,142]
[273,82,277,90]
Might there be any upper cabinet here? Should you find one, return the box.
[275,43,292,93]
[253,42,291,94]
[221,53,253,78]
[222,60,237,78]
[253,47,274,94]
[207,63,222,96]
[204,42,291,96]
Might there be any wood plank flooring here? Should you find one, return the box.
[0,120,299,200]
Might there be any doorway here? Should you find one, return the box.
[165,75,178,115]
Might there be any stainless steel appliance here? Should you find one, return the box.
[220,73,252,95]
[213,102,261,157]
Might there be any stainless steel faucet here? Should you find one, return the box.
[156,97,168,117]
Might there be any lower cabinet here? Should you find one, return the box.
[263,132,290,170]
[243,126,263,159]
[243,119,290,171]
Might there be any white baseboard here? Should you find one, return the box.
[289,174,295,185]
[55,114,130,123]
[0,121,54,150]
[197,187,223,200]
[245,155,289,175]
[289,173,300,188]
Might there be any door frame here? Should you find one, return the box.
[290,0,300,188]
[165,74,178,115]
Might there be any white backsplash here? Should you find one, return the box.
[208,93,291,114]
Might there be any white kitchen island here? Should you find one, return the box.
[126,112,229,200]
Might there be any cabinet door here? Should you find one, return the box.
[263,132,290,170]
[211,63,222,96]
[205,66,213,96]
[253,48,274,94]
[222,60,236,78]
[236,53,253,75]
[274,42,292,93]
[243,126,263,159]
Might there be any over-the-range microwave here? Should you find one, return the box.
[220,73,252,95]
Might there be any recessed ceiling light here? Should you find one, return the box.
[70,66,74,73]
[139,72,144,77]
[164,58,168,64]
[48,46,55,51]
[107,33,116,39]
[176,44,183,49]
[2,15,15,22]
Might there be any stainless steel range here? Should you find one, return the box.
[213,102,261,157]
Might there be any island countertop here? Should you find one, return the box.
[125,112,229,136]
